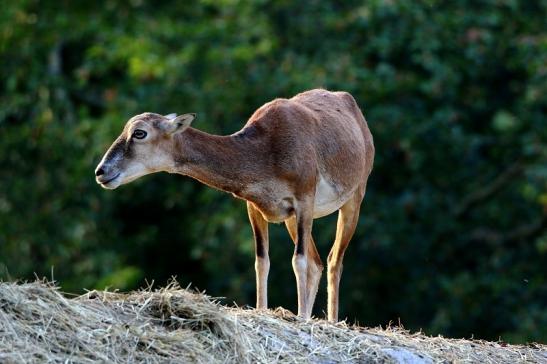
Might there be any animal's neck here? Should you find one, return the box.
[171,128,257,196]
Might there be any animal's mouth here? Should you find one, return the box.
[97,173,121,187]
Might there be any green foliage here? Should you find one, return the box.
[0,0,545,343]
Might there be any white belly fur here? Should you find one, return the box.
[313,175,348,218]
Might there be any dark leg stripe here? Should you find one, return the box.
[296,220,305,255]
[254,227,265,258]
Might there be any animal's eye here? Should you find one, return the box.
[132,129,147,139]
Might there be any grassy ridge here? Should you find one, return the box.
[0,280,545,363]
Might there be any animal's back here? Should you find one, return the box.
[244,89,372,160]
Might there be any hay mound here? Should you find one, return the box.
[0,281,545,363]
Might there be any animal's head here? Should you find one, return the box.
[95,112,196,189]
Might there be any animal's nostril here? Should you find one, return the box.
[95,167,105,177]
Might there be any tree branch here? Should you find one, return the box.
[453,161,522,217]
[468,213,547,245]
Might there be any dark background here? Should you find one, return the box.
[1,0,546,343]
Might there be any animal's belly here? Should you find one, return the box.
[313,175,349,218]
[243,176,352,222]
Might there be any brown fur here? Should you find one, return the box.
[95,89,374,321]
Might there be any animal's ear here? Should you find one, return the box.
[169,113,196,134]
[164,113,177,120]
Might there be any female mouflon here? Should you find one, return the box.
[95,89,374,321]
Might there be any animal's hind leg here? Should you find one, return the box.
[327,183,366,321]
[285,216,323,318]
[247,201,270,310]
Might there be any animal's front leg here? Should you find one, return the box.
[285,217,323,317]
[292,198,314,319]
[247,202,270,309]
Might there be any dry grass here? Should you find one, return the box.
[0,280,545,363]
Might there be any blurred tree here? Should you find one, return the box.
[0,0,545,343]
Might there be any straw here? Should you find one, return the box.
[0,280,545,363]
